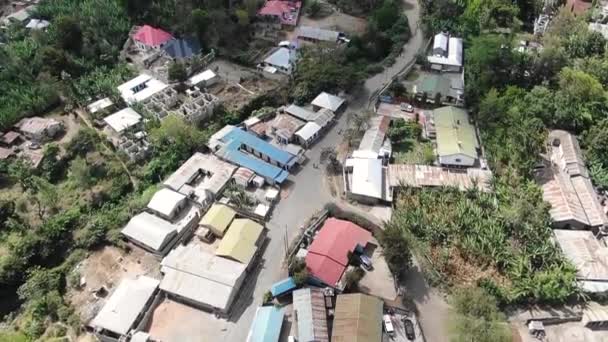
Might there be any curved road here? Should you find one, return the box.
[221,1,450,341]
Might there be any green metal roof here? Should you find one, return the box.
[433,106,478,158]
[420,74,450,97]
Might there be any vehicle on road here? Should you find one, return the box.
[359,254,373,270]
[383,314,396,337]
[400,103,414,112]
[404,318,416,340]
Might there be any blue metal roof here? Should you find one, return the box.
[217,145,289,184]
[220,127,296,167]
[163,37,201,59]
[270,277,296,297]
[248,306,284,342]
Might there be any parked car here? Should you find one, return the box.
[404,318,415,340]
[400,103,414,112]
[383,314,395,337]
[359,254,373,270]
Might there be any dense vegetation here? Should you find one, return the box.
[292,0,411,103]
[382,0,608,334]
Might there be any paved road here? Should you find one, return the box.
[222,0,450,340]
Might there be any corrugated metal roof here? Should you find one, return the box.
[216,146,289,183]
[160,243,246,311]
[357,116,391,157]
[216,219,264,265]
[297,26,340,42]
[305,218,371,286]
[387,164,492,191]
[554,230,608,283]
[247,306,285,342]
[121,212,177,252]
[220,126,296,166]
[540,130,607,227]
[199,204,236,237]
[264,47,296,69]
[285,104,318,122]
[293,288,329,342]
[90,276,160,335]
[332,293,383,342]
[434,106,478,158]
[433,32,449,54]
[163,37,201,59]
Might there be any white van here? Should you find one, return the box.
[383,314,395,336]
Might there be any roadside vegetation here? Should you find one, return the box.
[382,1,608,339]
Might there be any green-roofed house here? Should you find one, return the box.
[199,204,236,237]
[433,106,479,167]
[411,73,464,106]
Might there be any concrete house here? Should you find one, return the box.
[16,117,63,143]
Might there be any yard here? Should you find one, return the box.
[392,139,435,165]
[146,298,230,342]
[67,246,161,325]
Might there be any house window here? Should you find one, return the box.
[455,158,462,163]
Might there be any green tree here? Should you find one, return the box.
[307,0,322,17]
[450,287,511,342]
[69,157,93,187]
[54,16,83,53]
[168,62,188,83]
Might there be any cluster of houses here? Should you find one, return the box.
[89,151,269,340]
[0,116,64,167]
[343,104,491,204]
[243,216,421,341]
[1,2,49,30]
[535,130,608,294]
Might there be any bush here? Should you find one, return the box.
[293,268,309,286]
[344,268,365,291]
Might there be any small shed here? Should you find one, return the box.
[270,277,297,297]
[247,306,285,342]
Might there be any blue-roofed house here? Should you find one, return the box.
[247,306,285,342]
[210,125,297,185]
[270,277,296,297]
[163,37,202,60]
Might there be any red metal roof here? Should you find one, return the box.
[305,218,371,286]
[133,25,173,46]
[258,0,302,26]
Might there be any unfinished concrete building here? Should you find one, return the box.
[142,87,220,124]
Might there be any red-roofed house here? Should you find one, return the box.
[565,0,592,15]
[257,0,302,27]
[133,25,174,50]
[305,218,371,287]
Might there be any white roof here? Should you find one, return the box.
[311,92,345,112]
[90,276,160,336]
[428,36,463,67]
[103,108,142,133]
[265,187,279,199]
[189,69,217,85]
[295,122,322,141]
[160,243,246,311]
[131,331,151,342]
[254,203,270,217]
[117,74,168,104]
[285,104,318,121]
[163,152,237,204]
[346,157,384,199]
[433,32,449,53]
[264,47,295,69]
[26,19,50,30]
[121,212,177,252]
[87,98,114,114]
[147,188,186,219]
